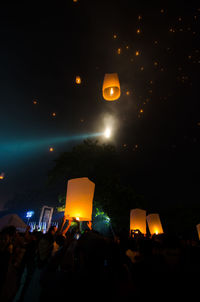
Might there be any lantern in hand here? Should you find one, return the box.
[147,213,164,235]
[102,73,121,101]
[130,208,146,235]
[65,177,95,221]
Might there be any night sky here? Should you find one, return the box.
[0,1,200,212]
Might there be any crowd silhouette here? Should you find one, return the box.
[0,217,199,302]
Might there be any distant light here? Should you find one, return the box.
[135,51,140,56]
[136,29,141,34]
[0,173,5,180]
[26,211,34,218]
[75,76,81,84]
[104,127,111,138]
[49,147,54,152]
[52,112,56,117]
[117,48,121,54]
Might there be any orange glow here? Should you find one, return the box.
[138,15,142,20]
[33,100,38,105]
[0,173,5,180]
[130,208,147,235]
[52,112,56,117]
[65,177,95,221]
[102,73,121,101]
[49,147,54,152]
[137,29,141,34]
[75,76,81,84]
[147,213,164,235]
[113,34,117,39]
[196,224,200,240]
[140,109,144,113]
[126,91,130,95]
[135,51,140,56]
[117,48,121,54]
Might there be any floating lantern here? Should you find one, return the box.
[130,208,146,235]
[102,73,121,101]
[147,213,164,235]
[0,173,5,180]
[65,177,95,221]
[196,223,200,240]
[75,76,81,84]
[49,147,54,152]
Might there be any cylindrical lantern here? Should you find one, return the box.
[102,73,121,101]
[130,208,146,235]
[196,223,200,240]
[65,177,95,221]
[146,213,164,235]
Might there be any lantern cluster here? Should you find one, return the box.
[130,208,164,236]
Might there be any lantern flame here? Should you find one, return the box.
[104,127,111,138]
[110,88,114,95]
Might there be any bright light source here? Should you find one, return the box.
[110,88,114,95]
[104,127,111,138]
[26,211,34,218]
[76,217,80,221]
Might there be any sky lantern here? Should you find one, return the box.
[65,177,95,221]
[147,213,164,235]
[130,208,146,235]
[75,75,81,84]
[102,73,121,101]
[196,223,200,240]
[0,172,5,180]
[49,147,54,152]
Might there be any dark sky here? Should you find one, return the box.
[0,1,200,211]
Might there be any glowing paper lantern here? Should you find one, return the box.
[102,73,121,101]
[130,208,146,235]
[0,172,5,180]
[65,177,95,221]
[75,76,81,84]
[147,213,164,235]
[196,223,200,240]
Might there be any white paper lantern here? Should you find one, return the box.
[65,177,95,221]
[147,213,164,235]
[130,208,146,235]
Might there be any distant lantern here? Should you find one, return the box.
[49,147,54,152]
[135,51,140,56]
[65,177,95,221]
[147,213,164,236]
[117,48,121,55]
[75,76,81,84]
[102,73,121,101]
[196,223,200,240]
[0,172,5,180]
[130,208,146,235]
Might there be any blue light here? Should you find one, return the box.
[26,211,34,218]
